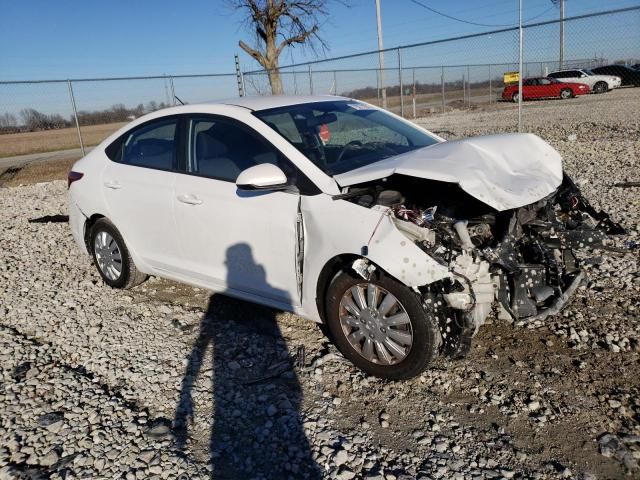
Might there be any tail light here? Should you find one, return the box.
[67,171,84,189]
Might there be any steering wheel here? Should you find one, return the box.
[336,140,363,163]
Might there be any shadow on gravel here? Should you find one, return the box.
[174,243,320,479]
[28,214,69,223]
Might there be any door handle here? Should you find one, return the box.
[177,194,203,205]
[104,180,121,190]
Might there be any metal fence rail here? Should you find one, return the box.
[0,6,638,159]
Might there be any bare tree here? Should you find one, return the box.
[232,0,330,95]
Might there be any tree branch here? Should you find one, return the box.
[276,25,318,56]
[239,40,266,67]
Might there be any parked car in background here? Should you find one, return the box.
[502,77,590,102]
[590,65,640,87]
[67,96,622,380]
[548,69,621,93]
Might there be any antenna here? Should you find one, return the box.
[174,95,186,105]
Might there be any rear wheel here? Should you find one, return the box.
[325,271,440,380]
[593,81,608,94]
[90,218,147,289]
[560,88,573,99]
[511,92,520,103]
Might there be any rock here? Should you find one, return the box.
[40,450,59,467]
[527,400,541,412]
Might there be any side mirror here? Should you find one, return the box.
[236,163,288,191]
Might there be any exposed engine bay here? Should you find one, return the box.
[339,174,625,357]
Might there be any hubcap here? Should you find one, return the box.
[94,231,123,281]
[339,284,413,365]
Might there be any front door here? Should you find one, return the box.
[173,115,302,307]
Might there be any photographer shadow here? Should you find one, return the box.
[173,243,321,479]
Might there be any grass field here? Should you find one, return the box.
[0,122,126,158]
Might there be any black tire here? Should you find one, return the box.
[90,218,147,289]
[593,81,608,94]
[511,92,520,103]
[560,88,573,99]
[325,270,440,380]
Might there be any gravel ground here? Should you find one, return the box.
[1,89,639,479]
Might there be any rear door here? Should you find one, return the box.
[102,116,183,272]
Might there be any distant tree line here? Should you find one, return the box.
[344,79,493,100]
[0,101,170,134]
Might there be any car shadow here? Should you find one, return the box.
[28,214,69,223]
[173,243,321,479]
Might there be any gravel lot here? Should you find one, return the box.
[1,89,639,479]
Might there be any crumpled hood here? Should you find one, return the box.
[334,133,563,211]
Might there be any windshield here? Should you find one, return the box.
[583,69,595,75]
[253,100,439,175]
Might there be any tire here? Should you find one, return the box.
[511,92,520,103]
[593,81,608,94]
[90,218,147,289]
[325,270,440,380]
[560,88,573,99]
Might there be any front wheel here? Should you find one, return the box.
[593,81,608,94]
[325,271,440,380]
[511,92,520,103]
[560,88,573,99]
[90,218,147,289]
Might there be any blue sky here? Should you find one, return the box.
[1,0,639,81]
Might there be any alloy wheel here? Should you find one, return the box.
[339,283,414,365]
[94,231,123,281]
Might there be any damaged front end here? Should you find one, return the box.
[341,173,625,357]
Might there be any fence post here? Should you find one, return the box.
[441,66,445,113]
[467,65,470,107]
[488,64,492,104]
[412,68,416,118]
[234,54,245,97]
[462,73,465,106]
[67,80,85,156]
[333,70,338,95]
[397,48,404,118]
[293,70,298,95]
[308,65,314,95]
[169,76,176,105]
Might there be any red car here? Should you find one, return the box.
[502,77,590,102]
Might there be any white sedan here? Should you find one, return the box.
[548,68,621,93]
[68,95,622,379]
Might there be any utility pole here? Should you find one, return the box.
[559,0,565,69]
[518,0,523,132]
[375,0,387,108]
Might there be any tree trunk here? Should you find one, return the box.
[268,68,284,95]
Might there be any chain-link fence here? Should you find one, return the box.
[1,6,638,160]
[0,74,237,159]
[244,6,639,120]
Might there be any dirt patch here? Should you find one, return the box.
[0,122,124,157]
[0,155,79,187]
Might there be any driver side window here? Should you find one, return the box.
[187,116,319,194]
[188,117,280,182]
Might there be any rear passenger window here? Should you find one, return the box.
[120,119,178,170]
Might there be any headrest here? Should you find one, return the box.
[196,130,228,159]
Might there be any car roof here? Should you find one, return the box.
[550,69,584,72]
[214,94,350,111]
